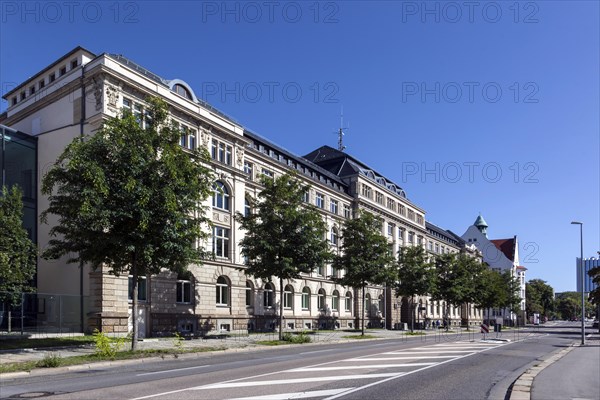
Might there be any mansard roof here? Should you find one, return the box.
[304,145,407,199]
[426,221,462,247]
[244,130,349,194]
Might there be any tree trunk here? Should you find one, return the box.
[361,284,366,336]
[279,277,284,341]
[410,296,414,332]
[131,251,139,351]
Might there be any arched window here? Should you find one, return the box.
[365,293,372,316]
[245,281,254,307]
[317,288,326,310]
[212,181,230,210]
[345,291,352,312]
[330,227,339,246]
[301,287,310,310]
[263,282,275,308]
[378,295,384,315]
[332,290,340,311]
[216,276,229,306]
[283,285,294,309]
[173,83,192,100]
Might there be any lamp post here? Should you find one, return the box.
[571,221,585,345]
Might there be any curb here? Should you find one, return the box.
[508,343,577,400]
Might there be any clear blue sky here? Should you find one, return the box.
[1,1,598,293]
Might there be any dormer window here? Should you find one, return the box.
[29,86,35,95]
[173,84,192,100]
[20,91,26,101]
[49,73,56,82]
[70,59,78,70]
[11,97,17,106]
[59,66,67,76]
[39,80,45,89]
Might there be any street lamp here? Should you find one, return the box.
[571,221,585,345]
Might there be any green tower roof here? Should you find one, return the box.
[474,214,488,228]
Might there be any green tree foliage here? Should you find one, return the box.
[237,172,332,340]
[0,185,37,306]
[473,267,507,323]
[499,270,522,314]
[526,279,555,318]
[556,291,593,320]
[431,252,486,327]
[332,212,395,335]
[41,97,213,350]
[393,246,434,331]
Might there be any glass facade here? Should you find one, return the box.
[1,125,37,243]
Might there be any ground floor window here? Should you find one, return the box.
[216,276,229,306]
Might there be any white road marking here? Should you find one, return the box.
[227,388,353,400]
[136,365,210,376]
[291,363,436,371]
[300,349,336,355]
[383,350,476,354]
[346,356,458,361]
[195,373,402,389]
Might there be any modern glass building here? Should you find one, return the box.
[0,124,37,243]
[577,257,599,293]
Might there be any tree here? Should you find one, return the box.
[332,211,395,335]
[393,245,434,331]
[588,266,600,310]
[237,172,332,340]
[526,279,555,319]
[41,97,214,350]
[431,253,484,329]
[556,291,594,320]
[0,185,37,307]
[499,270,522,319]
[473,268,507,325]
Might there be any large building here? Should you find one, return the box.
[576,258,599,293]
[1,47,510,336]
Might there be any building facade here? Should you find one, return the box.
[576,258,599,293]
[2,47,491,336]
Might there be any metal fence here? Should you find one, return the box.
[0,292,89,336]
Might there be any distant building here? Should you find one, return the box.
[462,214,526,325]
[576,258,599,293]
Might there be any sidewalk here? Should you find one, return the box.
[510,331,600,400]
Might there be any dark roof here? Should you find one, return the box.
[244,130,349,193]
[304,145,407,199]
[426,221,462,246]
[490,238,516,261]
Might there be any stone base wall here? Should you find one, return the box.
[87,311,129,335]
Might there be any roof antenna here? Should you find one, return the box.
[336,106,348,151]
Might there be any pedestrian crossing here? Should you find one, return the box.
[130,340,506,400]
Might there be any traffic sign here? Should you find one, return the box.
[480,324,489,333]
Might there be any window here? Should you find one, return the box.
[189,131,196,150]
[317,263,324,276]
[361,184,372,199]
[428,241,433,251]
[244,197,252,217]
[29,86,35,95]
[387,198,396,211]
[330,227,339,246]
[301,287,310,310]
[345,292,352,312]
[365,293,372,316]
[408,231,414,243]
[435,243,440,253]
[246,281,253,307]
[408,209,415,221]
[213,226,230,258]
[417,214,424,225]
[212,181,230,211]
[315,193,324,208]
[216,276,229,306]
[128,276,147,301]
[59,66,67,76]
[211,139,232,165]
[49,72,56,82]
[399,205,406,216]
[317,289,326,310]
[20,91,25,101]
[11,97,17,106]
[283,285,294,309]
[176,280,192,303]
[244,162,253,180]
[263,283,275,308]
[375,191,384,204]
[398,228,404,243]
[262,168,274,178]
[39,79,45,89]
[330,199,338,214]
[417,236,423,246]
[343,204,351,218]
[302,191,309,203]
[387,224,394,237]
[332,290,340,311]
[174,83,192,100]
[122,97,144,127]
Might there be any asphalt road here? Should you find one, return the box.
[0,323,583,400]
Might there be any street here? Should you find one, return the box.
[0,322,590,400]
